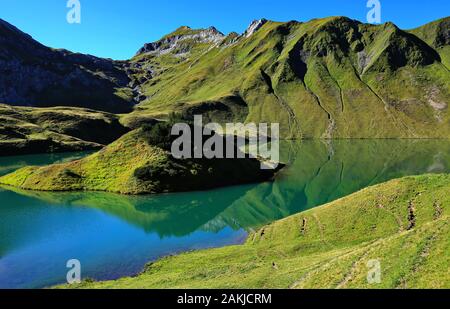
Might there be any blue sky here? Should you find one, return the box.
[0,0,448,60]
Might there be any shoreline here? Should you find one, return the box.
[55,173,450,289]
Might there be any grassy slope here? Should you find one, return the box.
[409,17,450,69]
[61,174,450,288]
[1,17,448,140]
[0,128,279,194]
[125,17,450,138]
[0,104,128,155]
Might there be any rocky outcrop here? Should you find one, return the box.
[135,26,225,56]
[135,19,269,57]
[243,19,268,38]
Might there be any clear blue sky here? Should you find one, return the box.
[0,0,448,60]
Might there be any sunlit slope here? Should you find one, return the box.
[126,17,450,138]
[61,174,450,288]
[1,16,448,139]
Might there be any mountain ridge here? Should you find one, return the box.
[0,18,133,113]
[0,16,449,140]
[124,16,449,138]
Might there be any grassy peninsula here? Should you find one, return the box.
[0,125,280,194]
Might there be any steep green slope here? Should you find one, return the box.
[0,16,448,140]
[0,126,280,194]
[409,17,450,68]
[126,17,450,138]
[60,174,450,288]
[0,104,129,155]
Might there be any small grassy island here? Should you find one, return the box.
[0,124,281,194]
[56,174,449,289]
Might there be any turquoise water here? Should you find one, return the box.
[0,140,449,288]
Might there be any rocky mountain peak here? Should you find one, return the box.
[243,18,268,38]
[136,26,225,56]
[206,26,221,34]
[199,26,225,41]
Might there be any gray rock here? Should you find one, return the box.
[243,19,268,38]
[136,26,225,56]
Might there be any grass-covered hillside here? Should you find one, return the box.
[0,104,129,156]
[60,173,450,288]
[410,17,450,69]
[126,16,450,138]
[1,16,448,139]
[0,125,280,194]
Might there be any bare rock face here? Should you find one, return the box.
[243,19,268,38]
